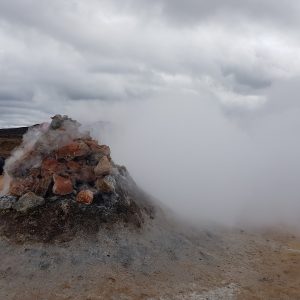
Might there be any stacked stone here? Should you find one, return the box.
[2,115,123,211]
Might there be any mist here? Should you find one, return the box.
[59,86,300,228]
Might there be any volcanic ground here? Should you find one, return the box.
[0,117,300,300]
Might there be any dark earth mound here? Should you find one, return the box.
[0,116,155,243]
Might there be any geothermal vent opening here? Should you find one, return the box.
[0,115,154,242]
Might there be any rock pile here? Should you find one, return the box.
[0,115,153,241]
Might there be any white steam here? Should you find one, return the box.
[1,116,90,195]
[62,90,300,228]
[1,126,44,196]
[2,93,298,228]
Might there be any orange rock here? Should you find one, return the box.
[9,177,34,196]
[86,140,111,156]
[41,158,65,175]
[52,174,73,195]
[67,160,81,172]
[76,190,93,205]
[9,175,52,197]
[57,141,90,160]
[94,156,112,177]
[85,139,100,149]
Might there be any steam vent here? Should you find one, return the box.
[0,115,154,242]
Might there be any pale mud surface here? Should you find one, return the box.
[1,175,300,300]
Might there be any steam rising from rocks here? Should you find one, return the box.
[1,116,89,195]
[66,95,300,228]
[0,115,155,241]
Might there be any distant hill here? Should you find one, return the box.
[0,126,28,159]
[0,126,29,137]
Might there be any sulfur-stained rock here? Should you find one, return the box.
[53,174,73,195]
[76,190,93,205]
[57,141,90,160]
[94,156,112,177]
[96,175,116,193]
[13,192,45,213]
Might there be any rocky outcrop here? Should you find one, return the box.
[0,115,155,241]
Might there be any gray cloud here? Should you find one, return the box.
[123,0,300,28]
[221,66,272,90]
[0,0,299,126]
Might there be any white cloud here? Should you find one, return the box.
[0,0,300,126]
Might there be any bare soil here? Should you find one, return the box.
[0,178,299,300]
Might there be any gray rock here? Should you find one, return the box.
[13,192,45,213]
[102,192,119,208]
[96,175,116,193]
[0,195,17,210]
[94,156,112,176]
[105,175,117,190]
[48,196,60,202]
[50,114,66,129]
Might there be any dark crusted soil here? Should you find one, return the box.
[0,193,155,243]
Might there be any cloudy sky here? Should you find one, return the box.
[0,0,300,126]
[1,1,300,225]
